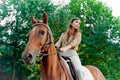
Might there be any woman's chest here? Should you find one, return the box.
[61,35,74,44]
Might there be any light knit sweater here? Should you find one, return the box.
[55,32,81,50]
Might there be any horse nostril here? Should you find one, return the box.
[22,56,26,60]
[28,53,33,59]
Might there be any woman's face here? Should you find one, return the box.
[71,19,80,29]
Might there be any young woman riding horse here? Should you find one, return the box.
[22,12,105,80]
[55,17,95,80]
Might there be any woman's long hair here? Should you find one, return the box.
[66,17,80,41]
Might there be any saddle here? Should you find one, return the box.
[55,46,78,80]
[62,56,78,80]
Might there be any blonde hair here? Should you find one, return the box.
[66,17,81,41]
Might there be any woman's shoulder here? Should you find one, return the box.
[74,32,81,38]
[77,31,81,35]
[61,32,66,36]
[59,32,66,38]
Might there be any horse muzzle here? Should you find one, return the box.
[22,52,37,65]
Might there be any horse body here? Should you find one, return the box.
[85,65,105,80]
[22,12,105,80]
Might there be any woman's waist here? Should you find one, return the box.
[62,45,78,50]
[60,49,78,57]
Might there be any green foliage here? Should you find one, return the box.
[68,0,120,79]
[0,0,120,80]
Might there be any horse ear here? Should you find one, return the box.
[31,16,37,24]
[42,11,48,24]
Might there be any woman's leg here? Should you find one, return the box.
[69,55,85,80]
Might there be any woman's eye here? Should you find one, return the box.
[39,30,45,35]
[75,21,80,24]
[75,21,79,23]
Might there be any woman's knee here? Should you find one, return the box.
[75,68,81,72]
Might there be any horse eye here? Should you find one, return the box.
[39,30,45,35]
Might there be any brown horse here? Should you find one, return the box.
[22,12,105,80]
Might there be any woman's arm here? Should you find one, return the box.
[69,32,81,48]
[60,32,81,52]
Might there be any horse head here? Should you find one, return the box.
[22,12,53,64]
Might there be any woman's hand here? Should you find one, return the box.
[60,47,68,52]
[60,45,72,52]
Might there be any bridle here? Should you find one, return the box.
[33,23,56,60]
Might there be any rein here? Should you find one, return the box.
[40,52,57,60]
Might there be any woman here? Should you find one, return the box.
[55,17,94,80]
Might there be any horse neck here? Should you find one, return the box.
[41,44,60,78]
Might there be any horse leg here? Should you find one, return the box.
[85,65,105,80]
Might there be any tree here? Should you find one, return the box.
[0,0,120,80]
[0,0,56,79]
